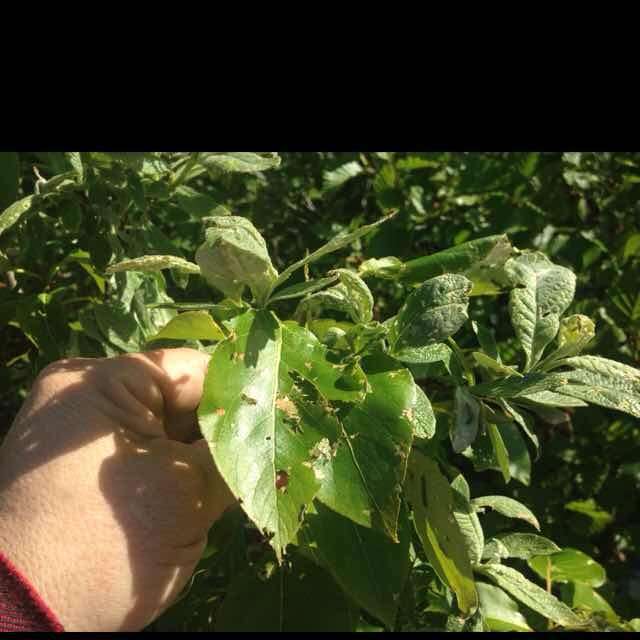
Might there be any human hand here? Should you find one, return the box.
[0,348,235,631]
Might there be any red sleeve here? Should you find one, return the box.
[0,551,64,632]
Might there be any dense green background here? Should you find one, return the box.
[1,151,639,629]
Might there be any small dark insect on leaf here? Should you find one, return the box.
[241,393,257,405]
[275,469,289,492]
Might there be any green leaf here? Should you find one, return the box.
[475,563,581,627]
[487,423,511,483]
[389,274,472,358]
[147,311,225,343]
[315,353,415,540]
[268,275,339,303]
[561,355,640,394]
[358,256,405,280]
[499,399,539,457]
[215,555,358,632]
[411,384,436,440]
[299,501,411,629]
[0,195,35,236]
[483,533,560,561]
[476,582,532,632]
[323,161,364,190]
[200,152,281,173]
[471,321,500,361]
[451,474,484,566]
[505,252,576,371]
[0,152,19,210]
[472,352,523,378]
[528,548,606,588]
[106,255,201,275]
[539,314,596,370]
[295,270,373,324]
[65,152,84,182]
[472,495,540,530]
[273,212,397,291]
[198,310,337,559]
[566,582,617,621]
[390,342,453,367]
[564,499,614,534]
[470,372,569,399]
[280,321,367,403]
[174,185,220,217]
[520,389,588,407]
[405,451,478,616]
[558,384,640,418]
[451,387,480,453]
[93,303,144,352]
[399,235,513,294]
[195,216,278,306]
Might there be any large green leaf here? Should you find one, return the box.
[505,253,576,371]
[472,495,540,530]
[389,274,472,358]
[405,451,478,616]
[528,548,606,588]
[564,582,617,621]
[299,501,411,629]
[199,310,344,559]
[558,384,640,418]
[195,216,278,306]
[475,563,581,627]
[146,311,225,343]
[315,353,415,540]
[476,582,532,632]
[215,555,358,632]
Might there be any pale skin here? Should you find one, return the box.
[0,348,236,631]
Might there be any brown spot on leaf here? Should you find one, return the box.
[276,395,299,420]
[276,470,289,492]
[215,407,226,416]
